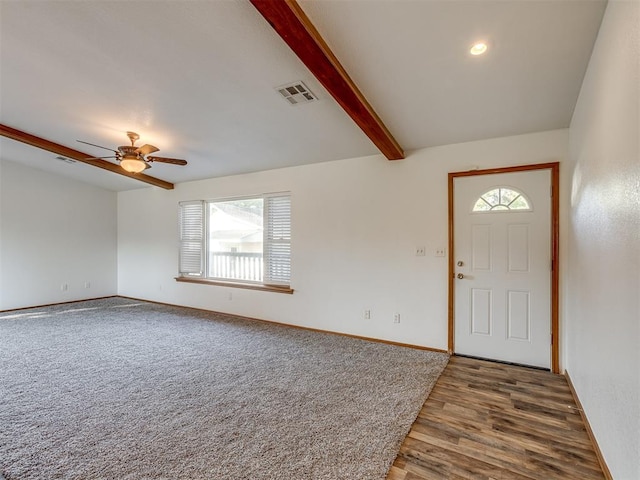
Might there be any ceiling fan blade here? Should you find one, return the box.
[135,144,159,156]
[77,140,119,153]
[85,156,118,160]
[147,156,187,166]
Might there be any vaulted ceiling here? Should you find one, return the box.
[0,0,606,191]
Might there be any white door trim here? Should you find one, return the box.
[447,163,560,373]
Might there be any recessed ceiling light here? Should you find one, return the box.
[470,42,488,56]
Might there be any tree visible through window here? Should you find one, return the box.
[472,187,531,212]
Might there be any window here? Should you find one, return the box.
[472,187,531,212]
[178,193,291,289]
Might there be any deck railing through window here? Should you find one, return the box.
[208,252,263,282]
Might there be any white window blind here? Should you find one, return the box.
[178,201,205,276]
[263,194,291,286]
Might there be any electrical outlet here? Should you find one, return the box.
[364,309,371,320]
[84,282,91,289]
[435,248,446,257]
[227,292,233,301]
[393,313,401,324]
[60,283,68,292]
[415,246,426,256]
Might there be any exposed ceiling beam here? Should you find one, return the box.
[250,0,405,160]
[0,124,174,190]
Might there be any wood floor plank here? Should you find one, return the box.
[387,356,605,480]
[387,465,408,480]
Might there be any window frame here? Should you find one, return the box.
[176,192,293,294]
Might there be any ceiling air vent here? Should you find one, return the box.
[276,81,317,105]
[55,156,76,164]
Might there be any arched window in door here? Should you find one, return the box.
[472,187,531,212]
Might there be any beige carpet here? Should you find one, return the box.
[0,298,448,479]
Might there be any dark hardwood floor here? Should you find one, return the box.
[387,356,605,480]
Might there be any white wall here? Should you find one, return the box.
[118,129,568,350]
[566,1,640,478]
[0,159,118,310]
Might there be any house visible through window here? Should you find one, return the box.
[179,193,291,287]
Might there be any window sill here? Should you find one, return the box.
[175,277,294,294]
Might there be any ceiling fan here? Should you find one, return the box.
[77,131,187,173]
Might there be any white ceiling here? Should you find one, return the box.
[0,0,606,191]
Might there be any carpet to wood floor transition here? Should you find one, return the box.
[1,298,607,479]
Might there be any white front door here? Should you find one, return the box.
[453,170,551,368]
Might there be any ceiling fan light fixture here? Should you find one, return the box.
[77,131,185,175]
[120,155,148,173]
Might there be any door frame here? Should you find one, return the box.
[447,162,560,373]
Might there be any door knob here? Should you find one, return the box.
[457,273,464,279]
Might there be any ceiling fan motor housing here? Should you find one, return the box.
[119,145,139,157]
